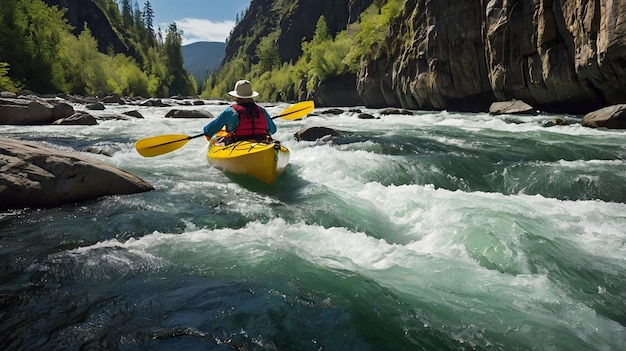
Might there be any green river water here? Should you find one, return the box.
[1,102,625,350]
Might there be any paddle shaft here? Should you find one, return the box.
[147,133,204,149]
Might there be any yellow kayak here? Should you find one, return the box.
[207,137,290,184]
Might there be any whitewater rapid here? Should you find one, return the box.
[1,100,624,350]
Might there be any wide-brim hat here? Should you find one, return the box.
[228,80,259,99]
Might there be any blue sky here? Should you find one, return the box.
[148,0,251,44]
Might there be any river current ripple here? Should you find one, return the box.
[1,101,625,350]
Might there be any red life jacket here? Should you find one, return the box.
[231,103,269,139]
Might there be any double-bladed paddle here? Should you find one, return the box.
[135,100,314,157]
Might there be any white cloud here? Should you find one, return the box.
[174,18,236,44]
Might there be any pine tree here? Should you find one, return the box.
[143,1,155,41]
[120,0,133,26]
[164,22,193,95]
[133,1,142,29]
[164,23,184,70]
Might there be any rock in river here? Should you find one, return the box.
[0,138,154,209]
[581,104,626,129]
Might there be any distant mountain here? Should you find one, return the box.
[182,41,226,85]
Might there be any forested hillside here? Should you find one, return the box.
[201,0,399,104]
[0,0,196,97]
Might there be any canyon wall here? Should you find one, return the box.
[358,0,626,112]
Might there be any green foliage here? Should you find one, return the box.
[0,0,193,97]
[299,16,350,86]
[142,1,155,41]
[93,0,122,23]
[201,56,252,99]
[163,22,196,96]
[202,0,406,102]
[312,15,331,43]
[110,54,150,96]
[344,0,403,69]
[256,31,281,73]
[0,62,22,92]
[58,26,106,94]
[0,0,72,92]
[120,0,133,26]
[143,46,169,96]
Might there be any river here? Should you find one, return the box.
[1,101,625,350]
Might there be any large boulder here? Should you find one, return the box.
[0,98,75,125]
[489,100,537,115]
[581,104,626,129]
[0,138,154,209]
[294,126,342,141]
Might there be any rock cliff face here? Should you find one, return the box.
[359,0,626,113]
[44,0,130,55]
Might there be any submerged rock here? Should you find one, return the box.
[294,126,342,142]
[101,94,124,104]
[541,118,568,127]
[52,112,98,125]
[122,110,144,119]
[358,113,378,119]
[165,109,214,119]
[0,138,154,209]
[321,108,345,115]
[85,102,105,110]
[140,98,169,107]
[379,108,413,116]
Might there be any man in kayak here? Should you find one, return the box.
[203,80,277,143]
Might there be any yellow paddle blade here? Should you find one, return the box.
[273,101,314,120]
[135,134,192,157]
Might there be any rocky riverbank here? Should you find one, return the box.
[0,92,222,209]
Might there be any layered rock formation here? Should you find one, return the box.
[359,0,626,113]
[226,0,624,112]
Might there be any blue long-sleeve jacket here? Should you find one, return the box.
[203,105,277,137]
